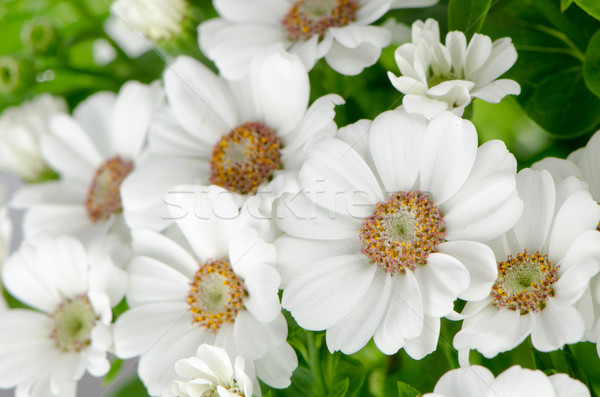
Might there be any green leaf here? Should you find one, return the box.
[448,0,493,39]
[584,30,600,98]
[328,378,349,397]
[397,381,421,397]
[575,0,600,20]
[103,359,123,386]
[561,0,574,12]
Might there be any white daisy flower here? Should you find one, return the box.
[199,0,434,78]
[275,109,523,357]
[388,18,521,119]
[0,94,67,181]
[531,129,600,356]
[423,365,590,397]
[121,50,341,231]
[111,0,187,42]
[454,169,600,357]
[11,81,163,241]
[172,344,253,397]
[0,234,126,397]
[114,185,297,397]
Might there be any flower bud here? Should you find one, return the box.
[21,18,59,55]
[0,56,35,95]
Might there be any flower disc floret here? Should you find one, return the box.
[210,122,283,195]
[282,0,359,41]
[50,295,97,353]
[359,191,446,274]
[491,251,557,314]
[187,258,247,333]
[85,156,134,222]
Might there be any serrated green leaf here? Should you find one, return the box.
[328,378,349,397]
[561,0,575,12]
[448,0,493,39]
[575,0,600,20]
[397,381,421,397]
[584,30,600,98]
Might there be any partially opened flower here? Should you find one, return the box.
[0,234,126,397]
[111,0,188,42]
[172,344,253,397]
[11,81,162,241]
[388,18,520,119]
[114,186,296,396]
[454,169,600,357]
[423,365,590,397]
[199,0,435,78]
[275,109,522,357]
[121,50,341,231]
[0,94,67,181]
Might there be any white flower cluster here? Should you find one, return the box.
[0,2,598,397]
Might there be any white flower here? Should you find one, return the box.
[388,18,521,119]
[111,0,187,42]
[114,186,297,397]
[122,50,341,231]
[532,130,600,357]
[199,0,433,78]
[0,234,126,397]
[275,109,523,357]
[172,344,253,397]
[11,81,162,242]
[0,94,67,181]
[423,365,590,397]
[454,169,600,357]
[0,179,11,311]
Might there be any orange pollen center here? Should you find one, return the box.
[491,250,557,314]
[85,156,133,223]
[282,0,359,41]
[359,191,445,274]
[187,258,247,333]
[209,121,282,195]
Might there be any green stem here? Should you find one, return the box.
[307,332,327,396]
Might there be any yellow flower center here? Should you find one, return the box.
[282,0,359,41]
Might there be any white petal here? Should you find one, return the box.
[289,35,320,71]
[373,271,423,354]
[72,92,116,158]
[443,173,522,242]
[112,81,162,159]
[402,95,449,119]
[549,373,590,397]
[413,252,470,317]
[437,241,497,301]
[298,138,383,219]
[418,112,478,204]
[554,258,599,306]
[164,56,237,145]
[549,190,600,262]
[491,366,555,397]
[325,40,382,76]
[131,228,198,279]
[329,25,391,49]
[369,110,426,193]
[214,0,287,24]
[127,256,190,306]
[470,38,518,86]
[149,109,213,158]
[464,34,492,77]
[329,270,391,354]
[531,302,584,352]
[254,342,297,389]
[432,366,495,397]
[403,315,440,359]
[234,311,287,359]
[249,50,309,136]
[471,79,521,103]
[531,157,583,184]
[282,253,375,330]
[113,302,192,358]
[168,185,240,262]
[199,21,286,80]
[45,115,101,183]
[242,263,282,323]
[513,169,555,252]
